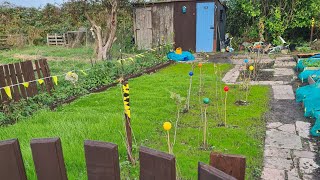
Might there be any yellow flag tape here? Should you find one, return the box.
[38,79,44,85]
[52,76,58,85]
[22,82,29,88]
[4,86,12,99]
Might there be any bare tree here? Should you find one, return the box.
[84,0,118,60]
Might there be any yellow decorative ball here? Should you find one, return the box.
[249,66,254,71]
[163,122,172,131]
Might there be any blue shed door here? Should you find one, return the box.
[196,2,215,52]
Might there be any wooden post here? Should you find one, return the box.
[55,33,58,46]
[198,162,237,180]
[47,34,49,46]
[0,139,27,180]
[122,81,134,163]
[84,140,120,180]
[139,146,176,180]
[209,152,246,180]
[30,138,68,180]
[310,17,315,44]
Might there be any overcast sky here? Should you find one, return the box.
[0,0,66,7]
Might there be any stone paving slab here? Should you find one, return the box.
[261,168,285,180]
[272,85,295,100]
[277,124,296,134]
[274,68,295,76]
[299,158,320,174]
[274,60,297,67]
[267,122,283,129]
[308,142,316,152]
[302,174,315,180]
[265,129,303,150]
[296,121,311,139]
[275,57,295,61]
[222,65,240,83]
[249,81,286,85]
[264,147,291,158]
[293,150,316,159]
[229,81,288,85]
[287,168,300,180]
[264,156,293,170]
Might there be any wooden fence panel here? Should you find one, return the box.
[0,139,27,180]
[14,63,27,99]
[0,59,53,104]
[39,59,54,93]
[30,138,68,180]
[8,63,21,101]
[0,65,8,102]
[139,146,176,180]
[3,65,13,102]
[198,162,237,180]
[84,140,120,180]
[210,152,246,180]
[34,60,45,92]
[21,60,38,97]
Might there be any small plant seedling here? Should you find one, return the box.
[170,92,185,148]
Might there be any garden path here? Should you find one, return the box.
[221,55,319,180]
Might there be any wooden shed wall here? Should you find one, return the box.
[134,4,174,50]
[133,0,226,52]
[134,7,153,49]
[174,1,196,51]
[151,3,174,46]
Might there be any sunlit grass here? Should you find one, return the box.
[0,63,269,179]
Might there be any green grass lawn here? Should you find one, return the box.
[0,63,269,179]
[1,45,94,59]
[0,46,93,75]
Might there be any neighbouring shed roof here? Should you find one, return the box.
[132,0,227,9]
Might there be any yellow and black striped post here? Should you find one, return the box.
[122,81,134,163]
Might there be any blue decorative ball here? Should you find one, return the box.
[203,98,210,104]
[244,59,249,63]
[189,71,194,76]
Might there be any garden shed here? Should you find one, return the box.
[133,0,227,52]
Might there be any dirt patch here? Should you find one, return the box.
[239,70,274,81]
[208,53,233,64]
[265,99,306,124]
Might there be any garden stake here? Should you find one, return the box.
[163,122,172,154]
[246,66,254,102]
[187,71,193,111]
[198,63,204,129]
[198,63,203,94]
[203,98,210,148]
[242,59,249,101]
[122,81,134,163]
[224,86,229,126]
